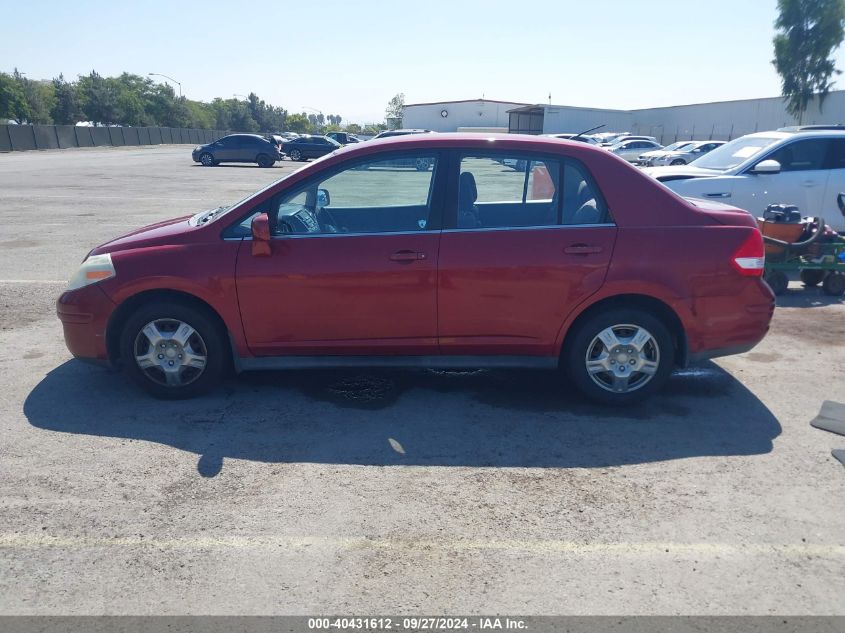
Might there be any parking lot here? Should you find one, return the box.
[0,145,844,614]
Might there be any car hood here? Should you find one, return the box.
[643,164,724,180]
[89,215,194,256]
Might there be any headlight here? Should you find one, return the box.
[67,253,116,291]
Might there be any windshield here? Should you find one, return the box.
[691,136,781,171]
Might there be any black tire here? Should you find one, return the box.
[822,272,845,296]
[764,270,789,295]
[199,152,215,167]
[256,153,274,168]
[119,301,227,399]
[670,158,686,166]
[565,308,674,405]
[800,269,825,287]
[289,148,303,161]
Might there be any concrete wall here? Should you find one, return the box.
[540,90,845,143]
[0,125,232,152]
[542,106,634,136]
[629,91,845,142]
[404,100,528,132]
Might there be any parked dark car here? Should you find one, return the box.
[282,135,342,161]
[326,131,362,145]
[372,129,433,139]
[192,134,282,168]
[58,134,773,404]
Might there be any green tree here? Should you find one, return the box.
[14,69,55,124]
[773,0,845,123]
[0,72,30,123]
[345,123,362,134]
[285,113,310,133]
[50,74,81,124]
[385,93,404,128]
[77,71,120,125]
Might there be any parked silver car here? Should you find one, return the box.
[649,140,726,166]
[636,141,696,166]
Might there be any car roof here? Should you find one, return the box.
[331,132,608,157]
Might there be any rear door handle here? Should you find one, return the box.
[704,192,731,198]
[389,250,427,262]
[564,244,603,255]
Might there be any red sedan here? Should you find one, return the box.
[57,134,774,404]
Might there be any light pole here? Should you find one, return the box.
[148,73,182,98]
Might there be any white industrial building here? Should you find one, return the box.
[403,91,845,143]
[402,99,529,133]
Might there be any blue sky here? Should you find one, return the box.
[3,0,845,123]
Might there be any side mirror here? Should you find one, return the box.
[317,188,330,207]
[251,213,272,257]
[752,159,781,174]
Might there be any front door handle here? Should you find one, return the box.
[564,244,603,255]
[390,250,427,262]
[704,192,731,198]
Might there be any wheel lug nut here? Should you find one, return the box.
[178,354,182,359]
[158,354,164,359]
[168,361,174,366]
[630,360,636,365]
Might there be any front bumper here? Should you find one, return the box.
[56,284,117,363]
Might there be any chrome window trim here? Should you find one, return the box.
[441,223,616,234]
[225,223,616,241]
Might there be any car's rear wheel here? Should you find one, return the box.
[119,301,226,399]
[289,148,303,161]
[800,269,825,287]
[565,308,674,405]
[199,152,215,166]
[256,153,274,168]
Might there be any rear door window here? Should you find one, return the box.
[456,154,611,229]
[825,139,845,169]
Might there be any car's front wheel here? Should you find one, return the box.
[565,308,674,405]
[199,152,216,166]
[289,148,303,161]
[119,301,226,399]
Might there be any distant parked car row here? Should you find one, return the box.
[191,129,423,167]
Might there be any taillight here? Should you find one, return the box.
[731,230,765,277]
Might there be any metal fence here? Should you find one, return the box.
[0,125,233,152]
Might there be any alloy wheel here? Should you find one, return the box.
[584,324,660,394]
[133,319,208,387]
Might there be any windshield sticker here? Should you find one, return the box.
[733,146,763,158]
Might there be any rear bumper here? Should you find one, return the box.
[685,279,775,362]
[56,284,117,363]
